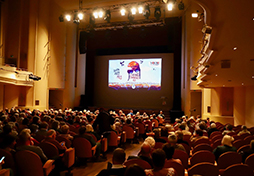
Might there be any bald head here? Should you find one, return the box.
[140,142,151,155]
[112,148,126,164]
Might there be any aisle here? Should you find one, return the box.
[72,142,142,176]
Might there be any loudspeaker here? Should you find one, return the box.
[79,31,88,54]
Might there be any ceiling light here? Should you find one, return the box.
[138,6,143,14]
[167,3,173,11]
[252,75,254,79]
[65,14,71,21]
[131,7,136,15]
[78,12,84,20]
[233,47,237,50]
[253,17,254,20]
[120,9,126,16]
[242,83,244,86]
[223,85,225,87]
[215,74,218,76]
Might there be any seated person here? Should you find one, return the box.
[237,125,251,136]
[222,124,235,135]
[175,131,189,146]
[162,143,182,164]
[75,126,101,159]
[16,128,48,164]
[190,129,208,144]
[239,139,254,163]
[86,124,101,141]
[153,129,166,143]
[97,148,126,176]
[207,123,219,137]
[168,133,186,152]
[59,125,73,140]
[145,149,176,176]
[124,164,146,176]
[213,135,237,161]
[178,123,192,136]
[127,142,153,167]
[41,129,66,154]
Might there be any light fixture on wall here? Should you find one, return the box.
[143,5,150,19]
[154,7,161,20]
[192,10,204,21]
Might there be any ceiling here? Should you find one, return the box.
[53,0,254,88]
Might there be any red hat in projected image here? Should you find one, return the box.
[128,61,140,71]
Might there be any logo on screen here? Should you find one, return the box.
[127,61,141,81]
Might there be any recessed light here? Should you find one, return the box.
[253,17,254,20]
[242,83,244,86]
[252,75,254,79]
[223,85,225,87]
[215,74,218,76]
[233,47,237,50]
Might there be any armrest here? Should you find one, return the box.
[101,137,108,152]
[63,148,75,168]
[43,159,55,176]
[91,145,97,155]
[0,169,10,176]
[135,127,139,137]
[121,131,126,143]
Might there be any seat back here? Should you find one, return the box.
[237,144,250,153]
[124,159,152,169]
[39,141,59,159]
[190,150,215,167]
[217,151,242,169]
[164,160,184,176]
[180,143,190,156]
[243,135,254,146]
[108,131,120,147]
[188,162,219,176]
[239,133,251,140]
[210,134,223,144]
[56,135,72,148]
[211,139,222,149]
[192,138,210,147]
[245,153,254,171]
[15,150,44,176]
[135,123,145,135]
[154,142,164,149]
[122,125,135,139]
[222,164,254,176]
[210,131,222,139]
[192,143,213,155]
[172,150,188,169]
[233,139,244,149]
[72,137,93,158]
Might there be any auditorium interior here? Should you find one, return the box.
[0,0,254,176]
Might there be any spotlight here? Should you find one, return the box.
[191,75,197,81]
[154,7,161,20]
[93,11,98,18]
[104,9,111,23]
[29,74,41,81]
[59,14,64,22]
[167,3,173,11]
[138,6,143,14]
[120,8,126,16]
[192,12,198,18]
[178,1,184,10]
[65,14,71,21]
[143,5,150,19]
[78,12,84,20]
[131,7,136,15]
[98,10,103,18]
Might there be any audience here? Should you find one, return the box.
[162,143,182,164]
[239,140,254,162]
[124,164,146,176]
[207,123,219,137]
[237,125,251,136]
[222,124,235,135]
[168,133,186,152]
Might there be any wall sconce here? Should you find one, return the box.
[192,10,204,21]
[154,7,161,20]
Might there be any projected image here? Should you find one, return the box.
[108,58,162,90]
